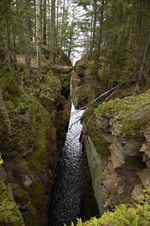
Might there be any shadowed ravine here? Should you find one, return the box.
[48,104,84,226]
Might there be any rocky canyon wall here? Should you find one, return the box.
[0,57,71,225]
[71,59,150,219]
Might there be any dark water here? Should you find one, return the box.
[48,104,84,226]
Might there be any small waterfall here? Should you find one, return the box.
[48,104,84,226]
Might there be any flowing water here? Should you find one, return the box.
[48,104,84,226]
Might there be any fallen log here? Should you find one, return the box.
[50,64,73,74]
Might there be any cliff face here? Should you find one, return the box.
[0,56,71,225]
[71,59,150,218]
[93,93,150,213]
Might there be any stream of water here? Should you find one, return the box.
[48,104,84,226]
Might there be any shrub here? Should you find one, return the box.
[69,187,150,226]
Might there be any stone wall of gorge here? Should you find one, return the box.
[0,59,71,225]
[71,58,150,219]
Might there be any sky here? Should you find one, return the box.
[68,0,87,65]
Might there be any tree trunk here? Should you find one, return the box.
[60,0,66,50]
[49,0,55,64]
[4,4,17,71]
[90,0,97,55]
[94,0,104,95]
[135,41,150,93]
[36,0,42,76]
[43,0,47,45]
[20,0,31,78]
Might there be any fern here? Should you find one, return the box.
[73,187,150,226]
[76,218,83,226]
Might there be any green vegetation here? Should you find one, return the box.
[25,116,51,210]
[0,55,69,225]
[8,177,30,205]
[0,181,23,225]
[33,73,62,111]
[95,89,150,137]
[0,65,61,153]
[82,104,110,156]
[68,188,150,226]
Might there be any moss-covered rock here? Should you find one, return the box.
[78,83,150,221]
[0,56,71,225]
[82,105,110,157]
[0,181,23,225]
[95,89,150,137]
[8,178,30,206]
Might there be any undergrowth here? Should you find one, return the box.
[0,181,23,225]
[67,187,150,226]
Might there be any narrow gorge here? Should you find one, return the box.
[71,57,150,224]
[1,52,150,225]
[0,52,73,225]
[1,50,150,225]
[1,0,150,225]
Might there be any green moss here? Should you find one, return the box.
[14,188,29,205]
[26,123,50,174]
[83,106,110,156]
[0,62,8,75]
[29,183,45,209]
[72,188,150,226]
[95,89,150,137]
[1,101,37,152]
[88,122,109,156]
[76,84,95,108]
[8,178,30,205]
[0,181,22,226]
[1,73,22,99]
[25,111,51,210]
[0,57,70,225]
[85,60,99,79]
[111,89,122,99]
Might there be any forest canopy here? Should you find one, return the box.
[0,0,150,87]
